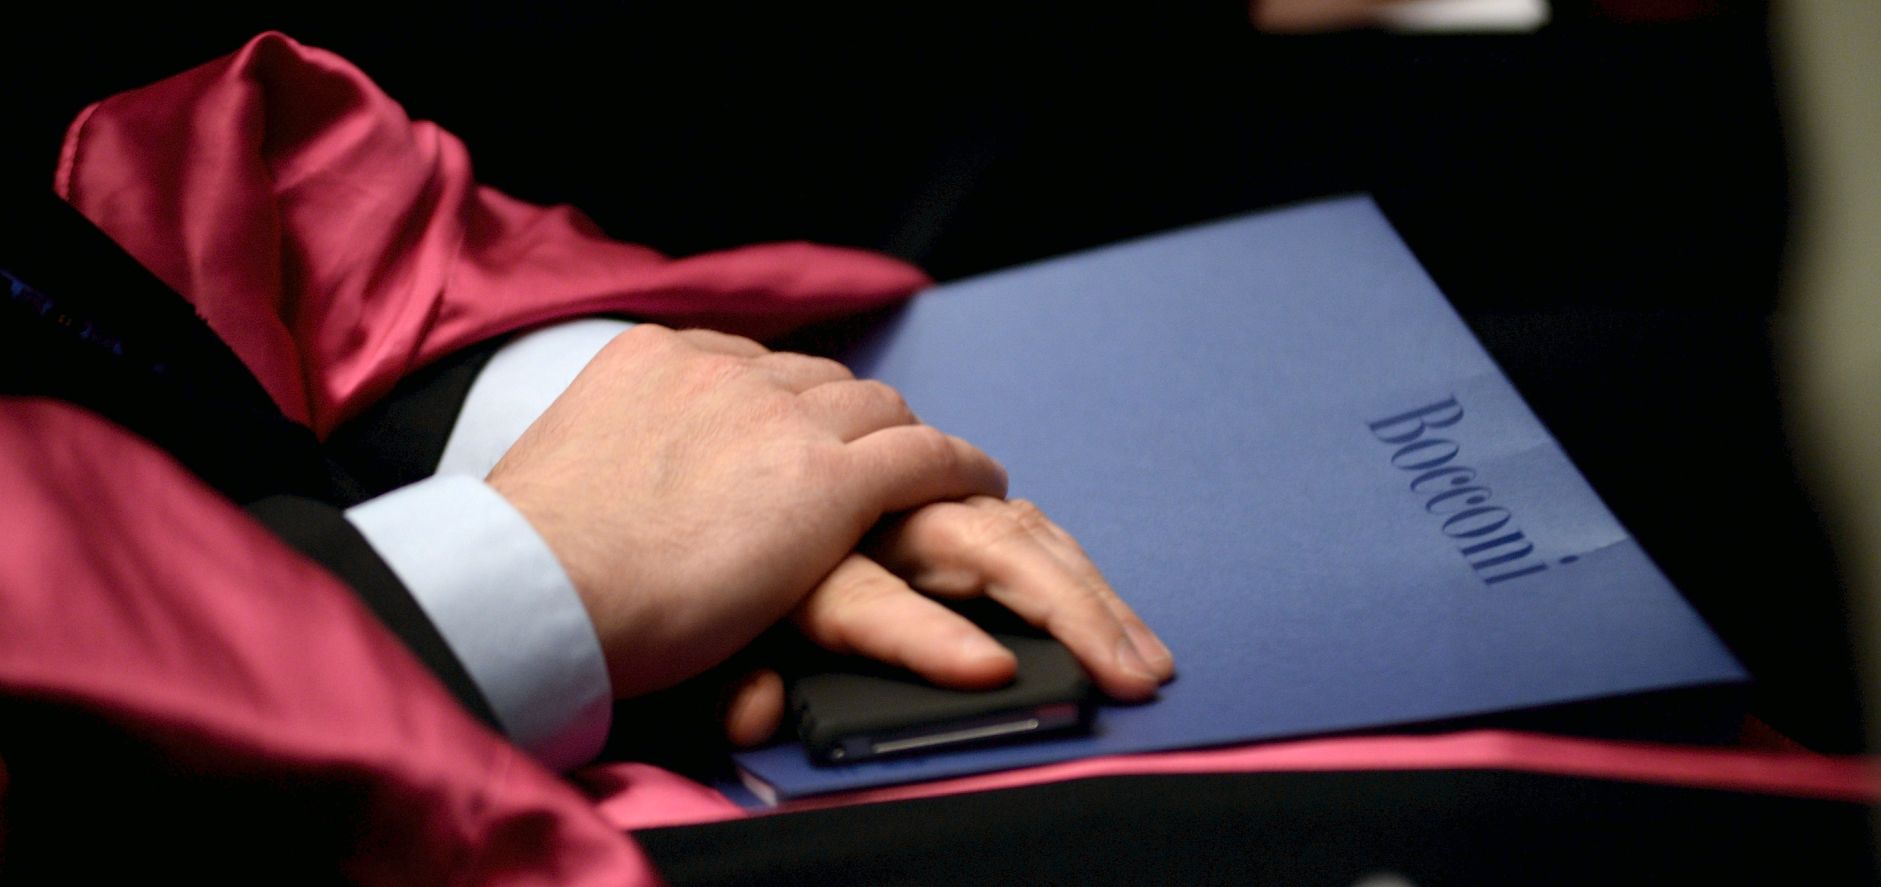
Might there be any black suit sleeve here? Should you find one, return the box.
[3,185,508,729]
[320,338,508,500]
[244,493,501,731]
[261,338,519,731]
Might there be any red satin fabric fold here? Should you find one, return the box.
[55,31,929,435]
[0,398,659,885]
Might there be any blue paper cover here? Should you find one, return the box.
[729,196,1745,803]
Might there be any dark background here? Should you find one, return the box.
[3,2,1856,750]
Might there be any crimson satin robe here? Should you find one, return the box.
[5,31,926,883]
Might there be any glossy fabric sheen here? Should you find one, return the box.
[53,31,929,436]
[19,29,921,879]
[0,399,659,884]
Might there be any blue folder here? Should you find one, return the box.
[729,196,1746,803]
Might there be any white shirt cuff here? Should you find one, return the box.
[435,317,636,479]
[348,318,632,770]
[346,474,612,772]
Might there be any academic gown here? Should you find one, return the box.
[0,32,923,884]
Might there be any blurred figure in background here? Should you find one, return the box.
[1776,0,1881,759]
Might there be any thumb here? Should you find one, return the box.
[722,667,786,748]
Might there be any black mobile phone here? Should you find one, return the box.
[786,605,1096,765]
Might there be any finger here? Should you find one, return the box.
[871,499,1164,701]
[967,497,1172,691]
[843,425,1008,515]
[1000,498,1175,680]
[797,379,919,442]
[675,327,770,357]
[793,554,1018,688]
[752,351,853,392]
[722,668,786,748]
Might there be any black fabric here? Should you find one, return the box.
[0,185,336,504]
[634,768,1878,885]
[325,338,506,499]
[244,495,500,730]
[0,700,371,885]
[0,182,493,726]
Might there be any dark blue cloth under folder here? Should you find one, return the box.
[731,196,1746,802]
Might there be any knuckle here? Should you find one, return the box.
[859,380,914,421]
[962,509,1032,551]
[605,323,673,357]
[1007,498,1051,531]
[690,353,752,387]
[823,575,900,630]
[621,322,673,346]
[904,425,959,471]
[751,351,799,371]
[717,331,766,353]
[756,351,842,379]
[802,354,853,381]
[844,569,905,605]
[678,327,764,353]
[749,389,803,427]
[791,438,848,482]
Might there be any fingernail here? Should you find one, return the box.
[1115,635,1158,684]
[1126,624,1175,674]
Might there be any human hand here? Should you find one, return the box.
[487,325,1008,699]
[720,496,1177,747]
